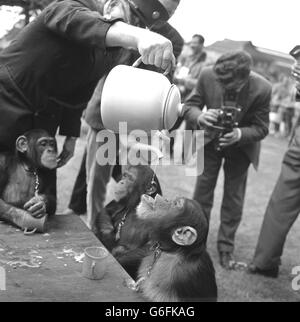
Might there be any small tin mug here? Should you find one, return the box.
[82,247,109,280]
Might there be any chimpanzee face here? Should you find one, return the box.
[16,131,58,170]
[136,194,184,219]
[36,137,58,169]
[114,167,138,202]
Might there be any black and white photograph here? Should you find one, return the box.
[0,0,299,305]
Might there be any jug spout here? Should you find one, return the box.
[178,103,184,117]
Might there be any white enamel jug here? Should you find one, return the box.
[101,58,183,134]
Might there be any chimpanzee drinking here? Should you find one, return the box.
[128,195,218,302]
[96,165,162,277]
[0,129,57,229]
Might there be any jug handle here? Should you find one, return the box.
[132,57,172,76]
[23,228,37,235]
[290,46,300,60]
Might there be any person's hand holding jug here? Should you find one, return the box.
[106,21,176,74]
[136,29,175,73]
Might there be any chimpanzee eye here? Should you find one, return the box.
[40,141,47,147]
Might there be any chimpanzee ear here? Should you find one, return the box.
[146,181,157,196]
[172,226,198,246]
[16,136,29,153]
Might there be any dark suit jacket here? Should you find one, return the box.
[184,67,272,169]
[0,0,121,148]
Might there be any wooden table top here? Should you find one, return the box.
[0,215,143,302]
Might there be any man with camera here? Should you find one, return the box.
[248,59,300,278]
[184,51,272,269]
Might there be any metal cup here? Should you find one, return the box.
[22,214,48,235]
[82,247,108,280]
[11,208,48,235]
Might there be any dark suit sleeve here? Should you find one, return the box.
[296,90,300,102]
[43,0,121,47]
[59,106,84,137]
[239,86,272,145]
[183,71,207,129]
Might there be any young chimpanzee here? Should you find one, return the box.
[0,129,57,229]
[129,195,218,302]
[95,165,162,277]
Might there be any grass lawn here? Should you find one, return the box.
[57,133,300,302]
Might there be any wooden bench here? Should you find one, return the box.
[0,215,143,302]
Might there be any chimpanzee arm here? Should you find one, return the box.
[116,246,150,280]
[0,155,11,221]
[0,156,32,223]
[94,203,116,251]
[96,201,116,234]
[0,159,12,221]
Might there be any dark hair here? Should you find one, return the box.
[192,34,205,45]
[214,51,252,83]
[23,129,50,140]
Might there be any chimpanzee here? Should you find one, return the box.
[96,165,162,276]
[128,195,218,302]
[0,129,57,229]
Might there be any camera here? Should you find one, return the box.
[212,106,241,151]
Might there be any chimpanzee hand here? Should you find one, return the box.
[219,128,242,148]
[197,110,220,127]
[24,194,47,218]
[57,137,77,168]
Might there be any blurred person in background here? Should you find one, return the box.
[175,34,207,101]
[171,34,207,159]
[271,76,296,138]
